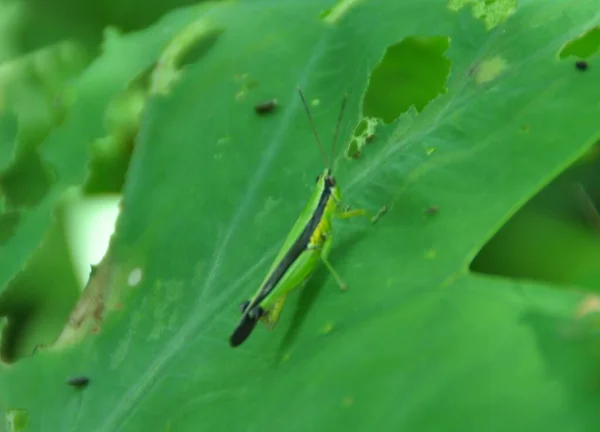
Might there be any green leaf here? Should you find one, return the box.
[3,0,600,431]
[0,111,18,173]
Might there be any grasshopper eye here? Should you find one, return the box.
[249,306,266,319]
[239,300,250,313]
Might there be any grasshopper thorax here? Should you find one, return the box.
[316,168,341,206]
[316,168,336,186]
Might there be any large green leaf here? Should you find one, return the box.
[3,0,600,430]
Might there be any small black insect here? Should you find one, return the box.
[254,99,278,115]
[425,205,440,215]
[575,60,589,71]
[366,134,376,143]
[67,376,90,389]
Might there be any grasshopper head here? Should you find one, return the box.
[316,168,341,202]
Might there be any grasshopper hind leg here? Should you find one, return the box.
[261,293,289,331]
[321,254,348,291]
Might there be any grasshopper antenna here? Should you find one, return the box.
[297,86,328,168]
[330,93,348,169]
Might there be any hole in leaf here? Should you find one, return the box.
[448,0,516,29]
[85,139,134,194]
[363,36,450,124]
[151,21,224,95]
[85,66,148,194]
[471,144,600,291]
[347,117,380,158]
[178,27,223,69]
[559,27,600,59]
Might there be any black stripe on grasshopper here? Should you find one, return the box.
[229,175,335,347]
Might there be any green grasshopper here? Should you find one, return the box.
[230,88,384,347]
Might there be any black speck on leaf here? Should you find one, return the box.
[67,376,90,388]
[575,60,589,71]
[425,205,440,215]
[255,99,278,115]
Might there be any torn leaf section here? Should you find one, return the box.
[559,27,600,59]
[0,8,206,352]
[363,36,450,124]
[62,192,121,287]
[346,116,380,158]
[53,249,112,349]
[151,19,224,95]
[448,0,516,29]
[86,70,149,193]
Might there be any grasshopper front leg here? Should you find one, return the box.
[336,204,388,223]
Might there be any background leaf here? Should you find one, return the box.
[0,112,18,173]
